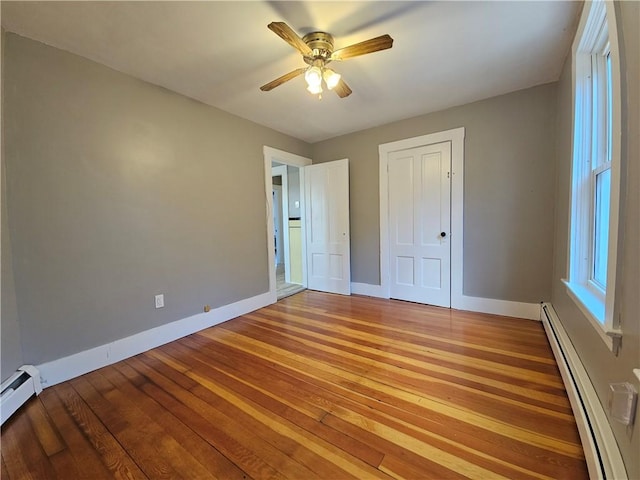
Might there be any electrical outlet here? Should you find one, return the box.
[155,294,164,309]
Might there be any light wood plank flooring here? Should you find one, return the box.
[1,291,588,479]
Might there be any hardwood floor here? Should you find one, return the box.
[1,291,588,479]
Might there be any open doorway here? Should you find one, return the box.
[264,146,352,301]
[264,147,312,303]
[272,162,305,300]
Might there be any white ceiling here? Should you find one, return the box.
[1,1,580,143]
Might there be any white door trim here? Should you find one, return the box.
[379,127,465,307]
[263,146,312,304]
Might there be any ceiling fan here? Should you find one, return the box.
[260,22,393,99]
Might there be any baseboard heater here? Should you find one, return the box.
[0,365,43,426]
[540,303,627,479]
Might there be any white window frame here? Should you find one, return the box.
[564,0,622,351]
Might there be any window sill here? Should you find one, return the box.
[563,279,619,351]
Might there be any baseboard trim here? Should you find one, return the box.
[541,303,627,480]
[37,291,273,388]
[352,282,539,320]
[34,288,539,388]
[453,295,541,320]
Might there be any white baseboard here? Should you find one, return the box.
[34,288,539,388]
[351,282,385,298]
[453,295,541,320]
[541,303,627,480]
[37,291,273,388]
[351,281,540,320]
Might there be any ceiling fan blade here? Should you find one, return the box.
[330,34,393,61]
[267,22,313,56]
[260,68,307,92]
[332,78,352,98]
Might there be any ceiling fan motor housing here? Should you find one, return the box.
[302,32,334,64]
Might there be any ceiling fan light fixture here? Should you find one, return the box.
[306,83,323,95]
[304,66,323,88]
[323,68,341,90]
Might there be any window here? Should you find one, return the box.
[565,0,621,351]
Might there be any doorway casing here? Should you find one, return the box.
[264,146,312,304]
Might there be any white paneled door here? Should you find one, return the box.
[304,159,351,295]
[388,142,451,307]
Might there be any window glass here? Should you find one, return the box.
[593,168,611,290]
[605,52,613,163]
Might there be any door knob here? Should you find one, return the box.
[440,232,447,238]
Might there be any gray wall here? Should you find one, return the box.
[287,166,301,218]
[2,33,310,366]
[2,126,24,382]
[1,28,24,382]
[0,178,22,382]
[312,84,557,303]
[551,2,639,478]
